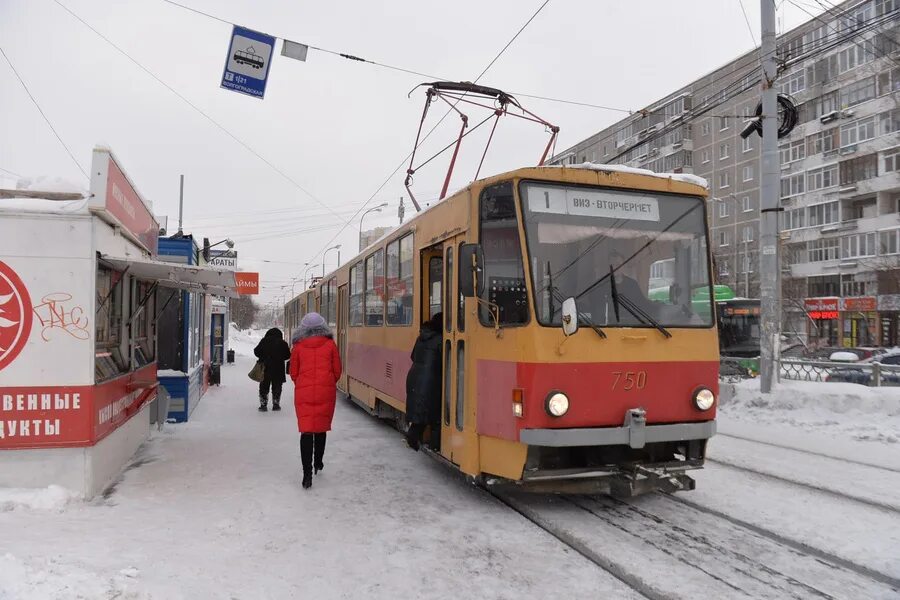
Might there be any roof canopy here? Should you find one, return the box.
[100,254,241,298]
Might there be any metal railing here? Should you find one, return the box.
[778,358,900,387]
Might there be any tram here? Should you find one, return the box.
[285,164,719,496]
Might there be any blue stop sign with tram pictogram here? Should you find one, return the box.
[221,25,275,99]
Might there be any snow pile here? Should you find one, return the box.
[720,379,900,443]
[0,554,152,600]
[554,162,709,189]
[228,323,262,357]
[0,485,79,512]
[15,175,87,195]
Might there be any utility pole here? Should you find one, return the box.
[177,174,184,236]
[759,0,780,393]
[398,196,405,225]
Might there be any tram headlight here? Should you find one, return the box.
[545,391,569,417]
[692,387,716,411]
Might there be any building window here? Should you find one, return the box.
[701,121,710,136]
[719,230,730,247]
[884,147,900,173]
[780,139,806,165]
[783,207,806,230]
[881,108,900,136]
[742,136,753,153]
[386,234,414,326]
[779,69,806,95]
[807,128,838,156]
[838,44,875,75]
[742,165,754,182]
[719,143,730,159]
[364,250,384,326]
[719,172,731,189]
[878,67,900,96]
[741,254,753,274]
[807,164,839,191]
[880,229,900,255]
[807,238,840,262]
[719,117,730,131]
[719,201,730,218]
[742,196,753,212]
[809,90,839,120]
[841,274,868,297]
[809,275,841,297]
[842,232,877,259]
[877,0,898,16]
[840,154,879,185]
[840,116,877,148]
[742,225,755,243]
[804,23,830,50]
[808,200,840,227]
[840,76,877,108]
[349,264,363,326]
[780,173,805,199]
[701,149,710,164]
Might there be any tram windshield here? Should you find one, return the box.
[519,181,713,329]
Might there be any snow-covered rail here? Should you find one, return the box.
[495,490,899,599]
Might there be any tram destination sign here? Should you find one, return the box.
[527,185,660,222]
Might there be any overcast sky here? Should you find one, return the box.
[0,0,824,304]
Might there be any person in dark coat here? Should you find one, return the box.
[289,312,342,490]
[253,328,291,412]
[405,312,443,451]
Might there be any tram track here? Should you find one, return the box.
[491,488,899,599]
[705,457,900,515]
[716,432,900,474]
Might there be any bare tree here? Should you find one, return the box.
[229,296,258,330]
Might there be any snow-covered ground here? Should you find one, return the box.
[2,330,898,598]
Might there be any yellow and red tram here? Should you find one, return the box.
[285,164,718,496]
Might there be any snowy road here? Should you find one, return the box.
[2,352,899,599]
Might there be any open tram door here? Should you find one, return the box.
[337,284,348,390]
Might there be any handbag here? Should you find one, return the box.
[248,360,265,382]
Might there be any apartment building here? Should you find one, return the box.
[550,0,899,347]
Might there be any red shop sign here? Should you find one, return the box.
[805,297,839,312]
[842,296,877,312]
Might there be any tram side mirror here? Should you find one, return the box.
[458,243,484,298]
[561,297,578,336]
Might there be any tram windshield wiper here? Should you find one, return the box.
[608,264,671,338]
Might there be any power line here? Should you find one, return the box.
[300,0,554,275]
[0,46,89,180]
[0,166,23,178]
[52,0,343,220]
[738,0,760,49]
[788,0,899,65]
[160,0,632,115]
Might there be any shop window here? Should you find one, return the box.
[386,234,414,326]
[95,267,129,382]
[131,280,156,368]
[349,264,363,326]
[479,182,528,326]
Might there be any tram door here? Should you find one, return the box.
[440,236,475,469]
[337,284,348,389]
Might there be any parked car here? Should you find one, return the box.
[825,352,900,386]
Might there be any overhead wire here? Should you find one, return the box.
[0,46,89,180]
[738,0,760,49]
[0,166,24,178]
[52,0,342,220]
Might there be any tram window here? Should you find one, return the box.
[479,181,528,326]
[443,340,451,425]
[458,242,466,332]
[365,250,384,326]
[349,264,363,326]
[445,246,453,333]
[455,341,465,431]
[386,234,414,326]
[326,278,337,327]
[429,257,443,319]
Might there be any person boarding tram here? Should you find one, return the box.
[405,312,443,451]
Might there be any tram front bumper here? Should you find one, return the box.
[519,409,716,450]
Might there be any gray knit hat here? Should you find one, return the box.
[294,311,332,342]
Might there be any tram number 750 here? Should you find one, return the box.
[611,371,647,391]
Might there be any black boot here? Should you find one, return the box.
[302,471,312,489]
[272,399,281,411]
[258,395,268,412]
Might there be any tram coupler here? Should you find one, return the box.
[610,467,696,498]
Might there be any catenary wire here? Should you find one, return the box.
[738,0,760,49]
[0,46,89,180]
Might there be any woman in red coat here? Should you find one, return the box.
[289,312,342,489]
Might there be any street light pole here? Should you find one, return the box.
[323,245,341,279]
[304,264,320,288]
[359,202,389,251]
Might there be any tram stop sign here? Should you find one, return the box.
[221,25,276,99]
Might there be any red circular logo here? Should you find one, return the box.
[0,261,33,372]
